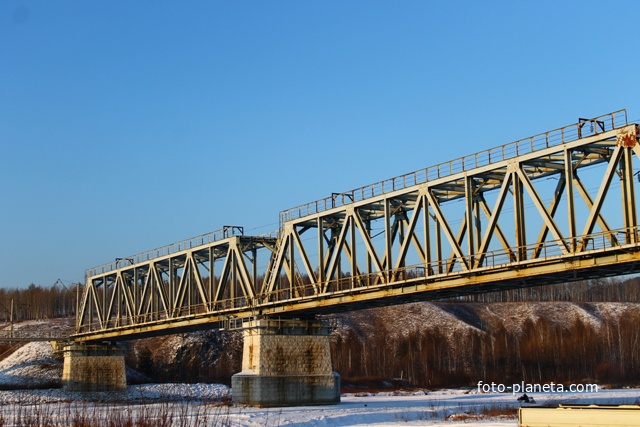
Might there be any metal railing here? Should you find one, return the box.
[279,110,628,225]
[85,225,245,278]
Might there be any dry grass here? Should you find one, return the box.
[446,403,518,422]
[0,398,234,427]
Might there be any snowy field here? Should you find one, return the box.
[0,384,639,426]
[209,388,639,426]
[1,337,640,425]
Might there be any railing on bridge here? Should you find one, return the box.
[279,109,628,224]
[85,225,247,277]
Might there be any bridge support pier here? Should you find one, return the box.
[231,319,340,407]
[62,344,126,392]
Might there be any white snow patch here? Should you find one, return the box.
[0,342,61,387]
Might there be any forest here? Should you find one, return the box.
[329,277,640,388]
[0,283,76,322]
[331,300,640,388]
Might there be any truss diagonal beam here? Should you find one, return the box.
[580,145,623,247]
[516,167,569,254]
[475,172,513,267]
[394,195,426,270]
[292,228,318,291]
[352,210,385,274]
[426,191,469,271]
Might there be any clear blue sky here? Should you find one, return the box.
[1,1,639,288]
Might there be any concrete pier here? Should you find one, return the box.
[62,344,126,392]
[232,319,340,407]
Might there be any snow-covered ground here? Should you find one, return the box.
[1,323,640,426]
[228,388,640,426]
[0,386,639,426]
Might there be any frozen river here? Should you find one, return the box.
[0,385,638,426]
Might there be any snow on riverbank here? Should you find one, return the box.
[0,382,231,404]
[1,321,640,425]
[228,388,640,426]
[0,385,638,426]
[0,341,62,388]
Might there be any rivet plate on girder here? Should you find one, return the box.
[507,161,519,173]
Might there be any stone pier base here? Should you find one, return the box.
[62,344,126,392]
[232,319,340,407]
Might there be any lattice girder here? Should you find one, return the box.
[263,123,640,302]
[78,235,275,333]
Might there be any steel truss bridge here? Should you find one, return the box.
[75,109,640,342]
[0,329,71,342]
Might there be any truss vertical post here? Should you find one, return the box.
[465,176,476,265]
[168,258,175,313]
[565,149,577,252]
[288,232,295,295]
[252,247,258,292]
[89,284,93,330]
[513,167,527,261]
[620,147,637,244]
[398,214,405,270]
[151,266,157,321]
[231,251,237,307]
[365,216,372,285]
[209,247,215,305]
[317,218,325,285]
[102,281,107,329]
[422,193,432,275]
[384,198,393,280]
[435,214,442,274]
[187,261,193,316]
[349,215,357,289]
[474,192,481,256]
[133,269,138,323]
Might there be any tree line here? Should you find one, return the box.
[331,303,640,388]
[328,277,640,388]
[0,284,77,322]
[452,276,640,303]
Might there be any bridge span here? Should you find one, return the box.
[67,110,640,404]
[75,109,639,341]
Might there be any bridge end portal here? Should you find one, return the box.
[231,319,340,407]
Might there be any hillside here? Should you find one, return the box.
[2,301,639,391]
[331,301,640,388]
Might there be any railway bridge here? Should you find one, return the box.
[66,109,640,405]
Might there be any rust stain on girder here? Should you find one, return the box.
[617,125,638,147]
